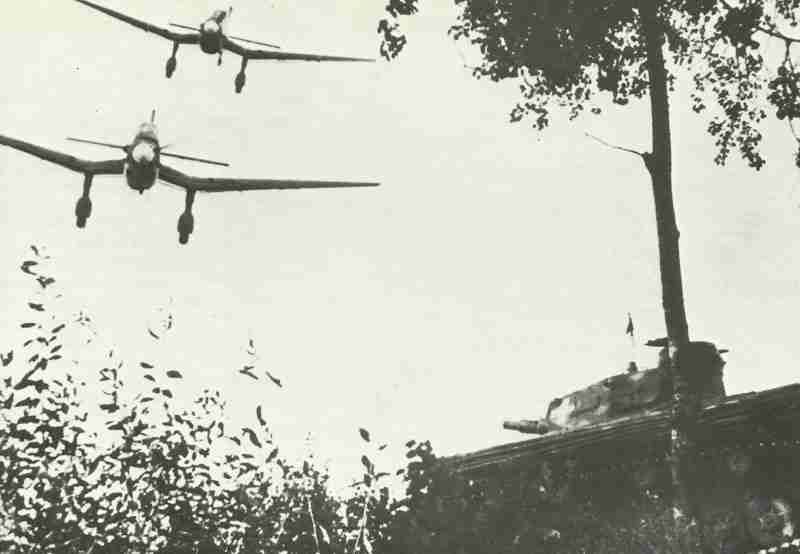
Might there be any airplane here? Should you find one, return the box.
[73,1,375,93]
[0,111,379,244]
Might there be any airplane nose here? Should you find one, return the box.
[131,142,156,163]
[202,21,220,33]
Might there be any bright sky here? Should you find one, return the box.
[1,0,798,488]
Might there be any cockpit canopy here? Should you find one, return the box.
[135,122,158,143]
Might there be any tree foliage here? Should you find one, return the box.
[0,249,398,554]
[379,0,800,167]
[4,250,798,553]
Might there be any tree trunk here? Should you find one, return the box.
[639,3,706,552]
[639,1,689,350]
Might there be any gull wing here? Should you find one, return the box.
[73,0,200,44]
[0,134,124,175]
[221,37,374,62]
[158,165,379,192]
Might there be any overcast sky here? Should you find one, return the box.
[1,0,798,487]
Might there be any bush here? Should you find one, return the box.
[4,248,794,554]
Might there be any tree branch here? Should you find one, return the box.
[789,118,800,144]
[306,496,321,554]
[348,492,371,554]
[755,24,800,44]
[719,0,800,43]
[584,132,645,158]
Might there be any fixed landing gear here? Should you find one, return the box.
[75,174,93,228]
[177,190,196,245]
[166,42,179,78]
[166,57,177,78]
[178,213,194,244]
[75,197,92,228]
[235,57,248,94]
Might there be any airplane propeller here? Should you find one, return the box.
[66,137,128,151]
[225,34,281,50]
[168,22,200,32]
[66,138,229,167]
[168,22,281,49]
[157,149,229,167]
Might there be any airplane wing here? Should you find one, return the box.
[222,37,374,62]
[73,0,200,44]
[0,134,124,175]
[159,165,379,192]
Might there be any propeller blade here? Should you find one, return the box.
[160,151,229,167]
[169,22,200,32]
[66,137,128,151]
[228,34,281,49]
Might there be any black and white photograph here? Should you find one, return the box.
[1,1,799,553]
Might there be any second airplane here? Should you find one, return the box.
[73,1,375,93]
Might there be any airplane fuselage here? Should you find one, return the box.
[125,122,160,192]
[198,10,228,54]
